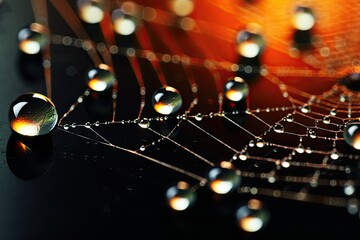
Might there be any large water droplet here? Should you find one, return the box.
[166,181,196,211]
[224,76,249,102]
[344,122,360,150]
[152,86,183,115]
[207,161,241,194]
[236,199,270,232]
[87,64,115,92]
[8,93,58,137]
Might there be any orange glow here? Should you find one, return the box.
[209,179,233,194]
[19,40,41,54]
[88,79,107,92]
[239,217,263,232]
[353,134,360,150]
[11,119,40,136]
[169,196,190,211]
[154,103,174,115]
[169,0,194,17]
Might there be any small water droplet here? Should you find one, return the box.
[63,124,69,130]
[85,122,91,128]
[308,129,316,138]
[94,121,100,127]
[286,113,294,122]
[323,115,331,124]
[194,113,203,121]
[295,143,305,153]
[140,145,146,151]
[301,104,310,113]
[274,123,284,133]
[330,149,339,160]
[256,138,265,148]
[239,151,248,161]
[138,118,150,129]
[249,140,255,147]
[330,108,337,116]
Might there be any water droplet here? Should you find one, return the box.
[239,151,248,161]
[274,123,284,133]
[323,115,331,124]
[236,28,265,58]
[71,123,76,128]
[330,108,337,116]
[63,124,69,130]
[301,104,310,113]
[340,94,347,102]
[344,180,355,196]
[85,122,91,128]
[305,147,312,154]
[8,93,58,136]
[224,76,249,102]
[87,64,115,92]
[295,143,305,153]
[94,121,100,127]
[286,113,294,122]
[166,181,196,211]
[18,23,49,55]
[308,129,316,138]
[207,161,241,194]
[344,122,360,150]
[330,149,340,160]
[152,86,183,115]
[236,199,270,232]
[140,145,146,151]
[194,113,203,121]
[256,138,265,148]
[249,140,255,147]
[138,118,150,129]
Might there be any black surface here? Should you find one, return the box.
[0,1,359,240]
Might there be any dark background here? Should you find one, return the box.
[0,1,359,240]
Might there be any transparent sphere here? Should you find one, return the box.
[152,86,183,115]
[169,0,194,17]
[293,6,315,31]
[207,161,241,194]
[236,199,270,232]
[87,64,116,92]
[236,25,265,58]
[112,8,137,36]
[224,76,249,102]
[77,0,104,24]
[18,23,49,55]
[8,93,58,137]
[344,122,360,150]
[166,181,196,211]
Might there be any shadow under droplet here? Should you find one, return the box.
[6,133,54,180]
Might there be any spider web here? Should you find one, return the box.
[20,0,360,236]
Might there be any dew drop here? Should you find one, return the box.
[274,123,284,133]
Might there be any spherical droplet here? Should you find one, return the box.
[308,129,316,138]
[8,93,58,137]
[236,199,270,232]
[194,113,203,121]
[344,180,355,196]
[138,118,150,129]
[87,64,115,92]
[239,150,248,161]
[224,76,249,102]
[166,181,196,211]
[169,0,194,17]
[18,23,49,55]
[236,25,265,58]
[152,86,183,115]
[301,104,310,113]
[330,108,337,116]
[295,143,305,153]
[292,6,315,31]
[139,145,146,151]
[77,0,104,24]
[112,8,137,36]
[344,122,360,150]
[286,113,294,122]
[323,115,331,124]
[256,137,265,148]
[248,140,255,147]
[207,161,241,194]
[330,149,340,160]
[274,123,284,133]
